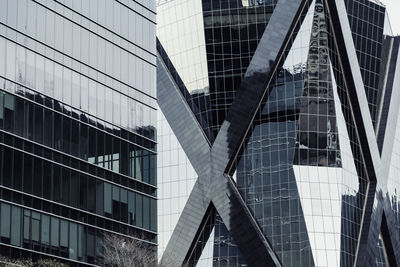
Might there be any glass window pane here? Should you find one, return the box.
[34,105,43,143]
[11,206,21,246]
[51,217,59,247]
[143,196,149,230]
[60,219,68,247]
[23,154,33,194]
[128,191,135,225]
[31,212,40,242]
[150,199,156,232]
[104,183,112,214]
[1,203,11,238]
[135,194,142,227]
[41,214,50,245]
[69,222,77,260]
[23,211,30,240]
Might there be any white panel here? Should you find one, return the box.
[157,108,198,260]
[157,0,209,95]
[294,165,342,267]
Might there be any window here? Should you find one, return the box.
[15,97,24,136]
[62,118,71,153]
[0,203,11,239]
[3,146,13,187]
[61,168,70,205]
[33,158,42,197]
[4,93,15,131]
[60,219,68,248]
[13,151,23,191]
[135,194,142,227]
[79,174,87,210]
[41,214,50,245]
[70,222,78,260]
[104,183,112,215]
[143,197,149,230]
[51,217,59,247]
[54,113,62,150]
[23,154,33,194]
[31,212,40,242]
[71,120,79,157]
[150,154,156,185]
[53,165,61,202]
[88,128,96,164]
[128,191,135,225]
[150,199,156,231]
[23,210,31,241]
[81,77,89,112]
[34,105,43,143]
[135,149,142,181]
[43,161,52,199]
[43,109,53,147]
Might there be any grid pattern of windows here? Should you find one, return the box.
[202,0,277,139]
[0,0,156,265]
[0,91,156,185]
[343,0,386,126]
[230,3,317,266]
[294,2,341,167]
[0,36,156,140]
[0,140,156,232]
[211,213,246,266]
[0,201,155,265]
[326,6,370,267]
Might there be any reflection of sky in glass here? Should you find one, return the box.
[381,0,400,34]
[157,0,209,94]
[283,0,315,72]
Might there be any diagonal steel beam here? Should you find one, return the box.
[211,0,313,174]
[209,0,314,265]
[157,54,211,175]
[326,0,400,265]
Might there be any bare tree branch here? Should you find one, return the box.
[99,233,156,267]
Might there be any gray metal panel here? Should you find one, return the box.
[157,54,211,176]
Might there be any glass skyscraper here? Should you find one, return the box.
[157,0,400,266]
[0,0,157,266]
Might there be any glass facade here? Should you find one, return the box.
[157,0,400,266]
[0,0,156,265]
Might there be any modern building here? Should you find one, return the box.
[156,0,400,266]
[0,0,157,266]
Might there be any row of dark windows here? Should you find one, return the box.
[0,91,156,186]
[0,130,156,197]
[0,201,156,265]
[0,82,156,150]
[0,144,156,232]
[202,0,277,11]
[0,186,156,243]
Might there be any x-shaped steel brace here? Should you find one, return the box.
[157,0,313,266]
[326,0,400,265]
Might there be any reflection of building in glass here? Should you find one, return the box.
[157,0,400,266]
[0,1,157,265]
